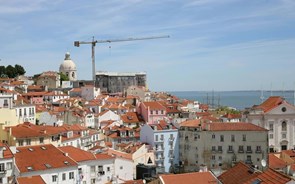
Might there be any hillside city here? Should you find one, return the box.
[1,52,295,184]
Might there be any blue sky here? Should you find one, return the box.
[0,0,295,91]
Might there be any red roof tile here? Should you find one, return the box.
[160,171,218,184]
[142,102,166,110]
[218,162,259,184]
[244,168,292,184]
[15,144,77,173]
[17,176,46,184]
[0,143,14,159]
[269,154,287,170]
[207,122,267,131]
[59,146,96,162]
[256,96,284,113]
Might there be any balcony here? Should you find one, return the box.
[217,149,223,153]
[155,139,164,143]
[169,137,174,142]
[227,150,234,153]
[246,150,253,154]
[238,149,244,153]
[154,147,164,152]
[155,157,165,162]
[255,150,262,154]
[0,170,7,174]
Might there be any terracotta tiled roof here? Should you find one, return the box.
[256,96,284,113]
[95,153,114,160]
[107,149,132,160]
[207,122,267,131]
[160,171,219,184]
[244,168,292,184]
[269,154,287,170]
[17,175,46,184]
[59,146,96,162]
[0,143,14,159]
[180,119,201,128]
[222,113,242,119]
[121,112,140,123]
[142,101,166,110]
[218,162,259,184]
[15,144,77,173]
[151,120,177,131]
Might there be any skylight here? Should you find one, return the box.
[45,164,52,168]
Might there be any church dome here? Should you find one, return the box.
[59,52,77,71]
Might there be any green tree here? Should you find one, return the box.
[59,72,69,85]
[14,64,26,76]
[0,66,6,77]
[5,65,16,78]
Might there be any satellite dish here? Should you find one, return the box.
[261,159,266,167]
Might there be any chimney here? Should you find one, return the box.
[64,152,68,157]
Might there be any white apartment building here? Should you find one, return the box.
[59,146,114,184]
[243,96,295,152]
[179,120,268,172]
[0,143,14,184]
[15,104,36,124]
[140,121,179,173]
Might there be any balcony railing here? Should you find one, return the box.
[255,150,262,153]
[227,150,234,153]
[0,170,7,174]
[238,150,244,153]
[246,150,253,153]
[217,149,223,153]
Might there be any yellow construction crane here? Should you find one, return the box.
[74,35,170,81]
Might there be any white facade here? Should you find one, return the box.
[114,157,133,182]
[244,99,295,152]
[0,89,16,109]
[98,110,120,128]
[140,124,179,173]
[75,159,114,184]
[85,113,95,128]
[15,166,78,184]
[81,86,101,101]
[0,145,14,184]
[15,105,36,124]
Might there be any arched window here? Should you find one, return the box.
[72,72,75,78]
[282,121,287,131]
[66,72,69,77]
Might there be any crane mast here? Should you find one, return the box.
[74,35,169,82]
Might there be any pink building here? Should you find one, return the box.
[139,102,166,124]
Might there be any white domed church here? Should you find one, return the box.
[59,52,77,81]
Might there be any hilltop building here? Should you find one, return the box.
[59,52,77,81]
[243,96,295,152]
[95,71,146,93]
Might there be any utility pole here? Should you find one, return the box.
[74,35,170,83]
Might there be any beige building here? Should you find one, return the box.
[243,96,295,152]
[36,71,60,89]
[179,120,268,172]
